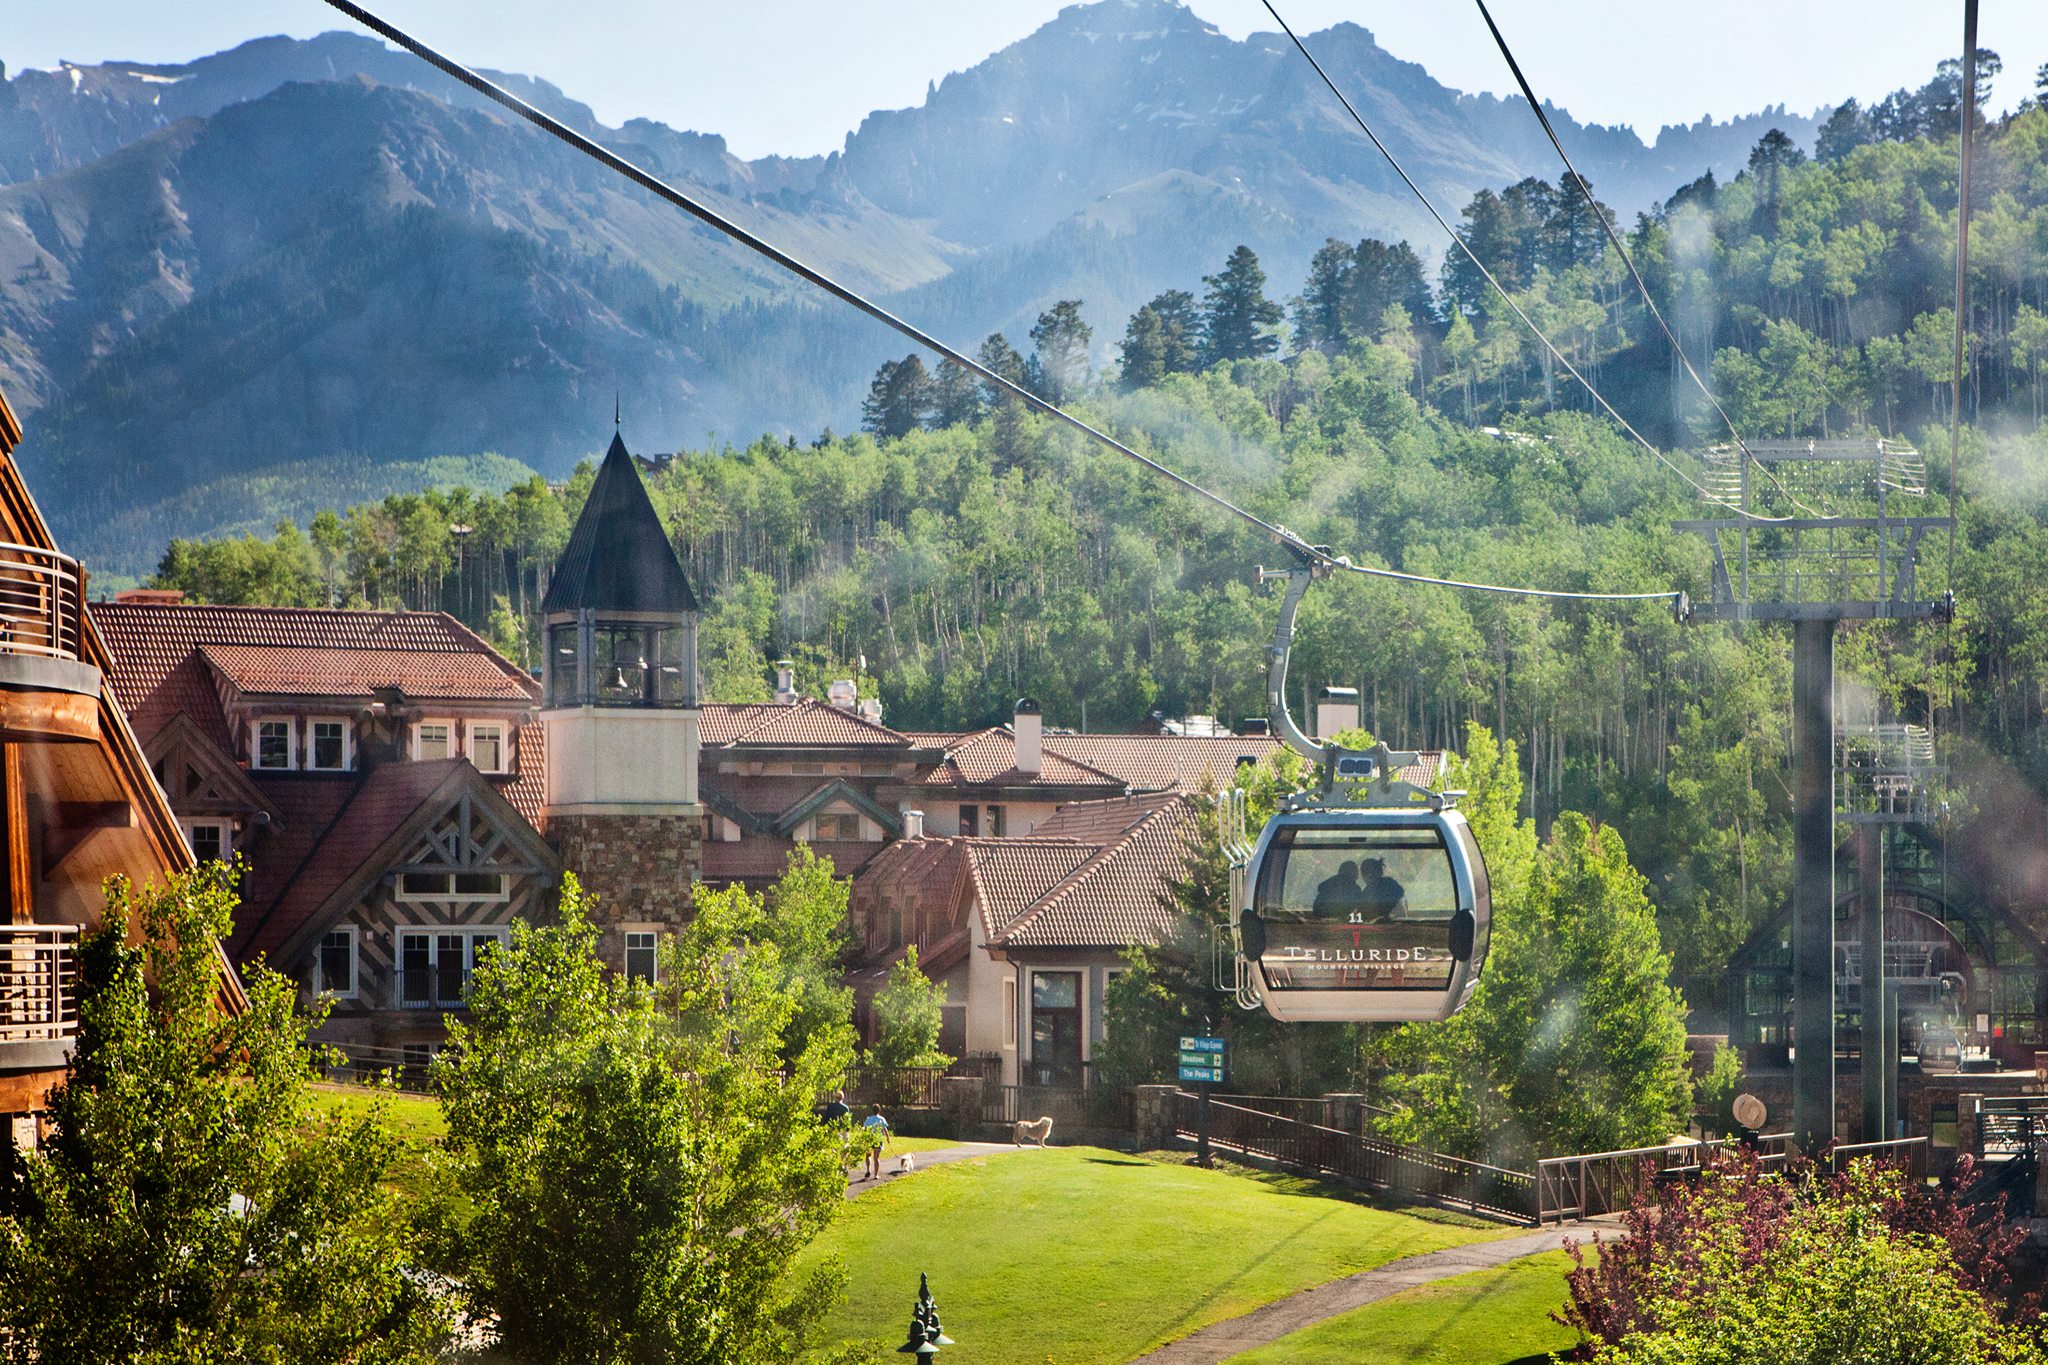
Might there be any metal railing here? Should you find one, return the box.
[317,1042,439,1093]
[1180,1093,1537,1223]
[983,1082,1136,1131]
[1536,1134,1795,1223]
[1214,1092,1407,1127]
[0,924,79,1044]
[1824,1136,1929,1177]
[394,968,473,1010]
[0,543,84,662]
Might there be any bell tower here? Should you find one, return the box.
[542,430,702,960]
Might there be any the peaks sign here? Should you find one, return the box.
[1178,1035,1225,1085]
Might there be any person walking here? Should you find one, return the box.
[819,1088,851,1124]
[861,1103,892,1181]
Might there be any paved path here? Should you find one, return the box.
[844,1142,1038,1198]
[1129,1219,1618,1365]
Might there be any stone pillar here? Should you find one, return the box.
[1134,1084,1179,1151]
[2031,1052,2048,1093]
[1322,1092,1365,1135]
[1957,1093,1984,1159]
[546,810,703,967]
[939,1076,984,1139]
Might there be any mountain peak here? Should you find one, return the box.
[1040,0,1220,42]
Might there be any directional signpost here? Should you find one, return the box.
[1179,1036,1226,1167]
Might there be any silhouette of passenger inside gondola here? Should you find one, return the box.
[1313,859,1368,919]
[1361,858,1408,922]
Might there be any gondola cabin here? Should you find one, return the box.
[1239,807,1489,1023]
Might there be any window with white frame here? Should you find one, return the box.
[252,719,293,770]
[308,718,351,771]
[414,720,454,762]
[468,721,507,774]
[396,869,509,901]
[314,928,357,998]
[396,928,506,1008]
[624,931,659,984]
[184,820,228,866]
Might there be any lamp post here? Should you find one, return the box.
[895,1272,955,1357]
[448,523,473,622]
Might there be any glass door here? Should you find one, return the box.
[1030,971,1083,1085]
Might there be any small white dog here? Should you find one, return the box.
[897,1153,916,1174]
[1013,1115,1055,1147]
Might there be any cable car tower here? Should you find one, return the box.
[1677,439,1951,1153]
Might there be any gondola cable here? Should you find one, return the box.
[1256,0,1800,525]
[316,0,1683,612]
[1468,0,1828,522]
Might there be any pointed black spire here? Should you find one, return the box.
[541,432,699,615]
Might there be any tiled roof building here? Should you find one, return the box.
[849,791,1198,1082]
[92,597,559,1054]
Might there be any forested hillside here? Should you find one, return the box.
[147,103,2048,1005]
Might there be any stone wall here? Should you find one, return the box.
[548,811,703,967]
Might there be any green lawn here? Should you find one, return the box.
[799,1147,1515,1365]
[313,1083,447,1203]
[1223,1251,1588,1365]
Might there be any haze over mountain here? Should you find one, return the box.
[0,0,1826,574]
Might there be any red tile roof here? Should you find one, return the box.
[1041,735,1282,793]
[700,835,889,885]
[234,759,469,961]
[718,699,916,749]
[93,602,536,734]
[852,791,1198,955]
[198,644,537,702]
[911,726,1127,792]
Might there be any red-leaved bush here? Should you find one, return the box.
[1555,1148,2034,1358]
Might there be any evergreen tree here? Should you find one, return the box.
[1746,128,1806,226]
[975,332,1030,409]
[1148,288,1201,375]
[861,353,933,439]
[1119,305,1169,390]
[1199,245,1283,366]
[1815,99,1871,162]
[1344,239,1434,342]
[928,356,984,428]
[1293,238,1354,355]
[1027,300,1093,405]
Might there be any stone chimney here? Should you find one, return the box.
[774,660,798,704]
[827,678,857,710]
[903,809,925,839]
[1014,698,1042,775]
[858,697,884,724]
[1316,686,1360,740]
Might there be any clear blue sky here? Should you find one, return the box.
[6,2,2044,161]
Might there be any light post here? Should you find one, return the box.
[895,1272,955,1357]
[449,522,473,621]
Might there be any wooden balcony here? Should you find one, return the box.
[0,542,98,743]
[0,923,78,1071]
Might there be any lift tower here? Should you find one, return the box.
[1678,439,1949,1154]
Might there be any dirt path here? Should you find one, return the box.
[844,1142,1039,1198]
[1129,1220,1617,1364]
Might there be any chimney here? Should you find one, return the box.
[113,587,185,605]
[773,660,797,705]
[1241,717,1271,736]
[1316,686,1361,740]
[1014,698,1042,775]
[858,697,884,724]
[827,679,858,710]
[903,809,925,840]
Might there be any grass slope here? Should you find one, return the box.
[801,1147,1510,1365]
[1223,1250,1587,1365]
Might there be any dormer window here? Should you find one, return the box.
[309,718,351,771]
[253,719,293,770]
[469,722,507,774]
[813,811,863,841]
[414,720,454,762]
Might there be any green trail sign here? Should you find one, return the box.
[1177,1035,1225,1085]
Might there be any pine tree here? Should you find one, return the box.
[861,354,933,439]
[1028,300,1092,405]
[1344,239,1434,342]
[928,357,983,428]
[1199,245,1282,366]
[1815,99,1871,162]
[1119,305,1168,391]
[975,332,1029,409]
[1293,238,1354,355]
[1148,289,1201,375]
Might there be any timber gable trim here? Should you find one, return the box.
[143,712,283,823]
